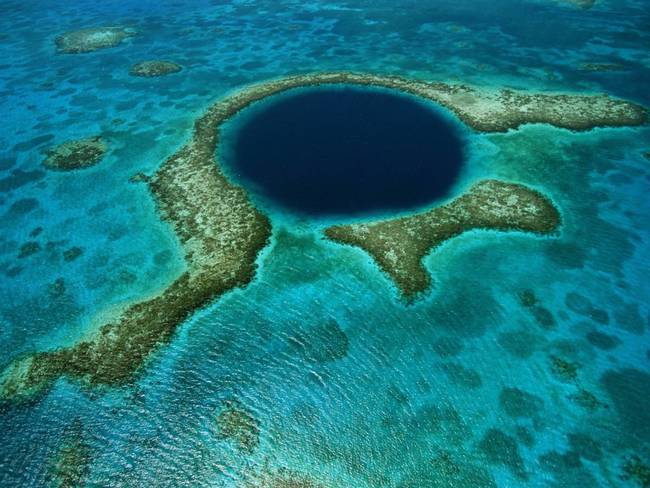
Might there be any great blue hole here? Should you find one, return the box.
[223,86,465,217]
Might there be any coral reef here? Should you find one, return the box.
[215,399,260,454]
[49,278,66,298]
[2,70,645,399]
[580,63,626,72]
[567,432,602,462]
[43,136,107,171]
[47,420,92,488]
[287,320,349,363]
[548,355,606,411]
[129,60,182,77]
[565,291,609,324]
[440,362,483,389]
[412,403,471,446]
[549,355,579,382]
[210,72,646,133]
[517,289,557,329]
[621,455,650,488]
[518,290,537,307]
[63,246,84,262]
[478,428,528,480]
[568,388,605,411]
[0,70,273,399]
[129,172,149,184]
[326,180,561,299]
[55,27,135,54]
[432,336,464,357]
[398,449,497,487]
[559,0,596,8]
[601,368,650,443]
[499,387,544,419]
[497,328,543,359]
[18,241,41,258]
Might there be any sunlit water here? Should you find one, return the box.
[0,0,649,486]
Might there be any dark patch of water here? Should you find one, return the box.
[227,87,464,217]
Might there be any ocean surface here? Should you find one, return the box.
[0,0,649,486]
[223,86,465,217]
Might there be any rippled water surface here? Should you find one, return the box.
[0,0,649,486]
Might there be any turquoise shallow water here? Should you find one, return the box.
[0,0,649,486]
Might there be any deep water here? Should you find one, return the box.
[1,0,649,487]
[225,87,464,216]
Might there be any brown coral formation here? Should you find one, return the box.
[1,70,273,400]
[48,420,92,488]
[215,399,260,454]
[580,63,626,72]
[55,27,135,54]
[199,72,645,133]
[325,180,560,299]
[18,241,41,258]
[1,71,645,401]
[549,355,579,382]
[621,455,650,488]
[129,60,182,77]
[43,136,107,171]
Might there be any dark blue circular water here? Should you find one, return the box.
[228,87,465,217]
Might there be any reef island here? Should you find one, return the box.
[326,180,561,300]
[55,27,135,54]
[43,136,107,171]
[129,60,183,77]
[0,72,646,401]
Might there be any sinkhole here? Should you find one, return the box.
[222,86,466,217]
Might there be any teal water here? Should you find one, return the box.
[0,0,649,486]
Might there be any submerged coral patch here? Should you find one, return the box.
[601,368,650,442]
[398,448,497,487]
[18,241,40,259]
[565,291,609,324]
[440,362,483,389]
[497,328,543,359]
[568,388,604,411]
[55,27,135,54]
[0,71,644,401]
[586,330,621,350]
[517,289,557,329]
[567,432,602,462]
[43,136,107,171]
[499,387,544,419]
[478,428,528,480]
[215,399,260,454]
[580,62,626,72]
[63,246,84,262]
[431,336,464,357]
[0,169,46,193]
[549,355,579,382]
[287,320,349,363]
[129,60,182,77]
[557,0,596,8]
[47,420,91,487]
[621,455,650,488]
